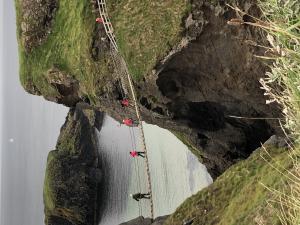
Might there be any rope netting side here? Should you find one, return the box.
[95,0,154,219]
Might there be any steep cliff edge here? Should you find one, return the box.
[164,136,293,225]
[43,106,103,225]
[16,0,282,177]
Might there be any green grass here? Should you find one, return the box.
[16,0,111,100]
[43,150,58,212]
[107,0,190,80]
[257,1,300,224]
[257,0,300,141]
[164,146,294,225]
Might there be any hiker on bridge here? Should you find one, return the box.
[183,218,195,225]
[130,193,151,201]
[96,17,103,23]
[121,98,130,107]
[122,118,138,126]
[130,150,145,158]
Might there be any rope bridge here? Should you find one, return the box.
[95,0,155,219]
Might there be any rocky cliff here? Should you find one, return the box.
[15,0,282,178]
[43,105,103,225]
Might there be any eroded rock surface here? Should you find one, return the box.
[19,0,57,52]
[45,67,81,107]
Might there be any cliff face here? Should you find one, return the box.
[16,0,281,178]
[43,106,103,225]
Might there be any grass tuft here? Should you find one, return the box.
[252,1,300,224]
[257,0,300,142]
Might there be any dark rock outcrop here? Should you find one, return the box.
[43,105,103,225]
[119,216,168,225]
[45,67,81,107]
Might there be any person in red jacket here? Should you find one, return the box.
[129,150,145,158]
[122,118,138,126]
[121,98,130,107]
[96,17,103,23]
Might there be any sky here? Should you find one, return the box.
[0,1,68,224]
[0,0,5,219]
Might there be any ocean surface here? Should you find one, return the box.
[97,116,213,224]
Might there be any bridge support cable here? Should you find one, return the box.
[95,0,154,219]
[96,0,118,51]
[120,57,154,219]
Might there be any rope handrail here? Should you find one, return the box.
[96,0,118,51]
[95,0,155,219]
[120,56,154,219]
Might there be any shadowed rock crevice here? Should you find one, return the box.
[171,101,226,131]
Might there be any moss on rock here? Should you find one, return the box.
[165,137,294,225]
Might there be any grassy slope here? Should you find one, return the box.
[16,0,110,100]
[257,1,300,223]
[107,0,189,80]
[258,0,300,140]
[165,146,293,225]
[15,0,189,100]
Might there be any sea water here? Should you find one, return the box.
[97,116,212,224]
